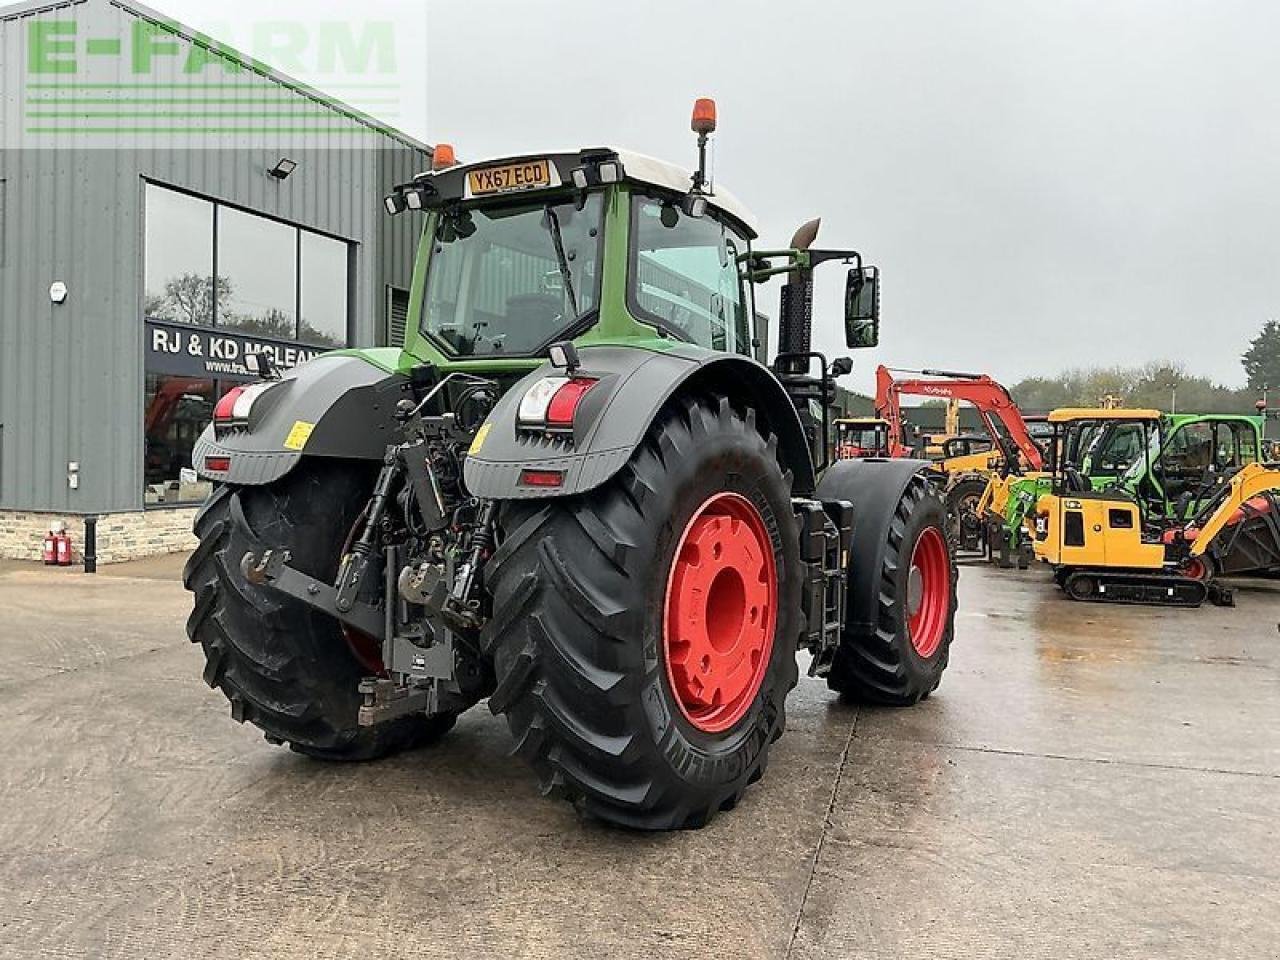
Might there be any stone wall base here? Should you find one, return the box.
[0,509,198,565]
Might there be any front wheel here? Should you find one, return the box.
[481,395,802,830]
[827,475,958,704]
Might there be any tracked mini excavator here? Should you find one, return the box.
[1032,422,1280,607]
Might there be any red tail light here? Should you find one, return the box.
[213,382,274,433]
[214,386,246,422]
[545,378,597,428]
[518,376,598,432]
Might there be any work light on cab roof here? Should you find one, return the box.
[380,96,737,229]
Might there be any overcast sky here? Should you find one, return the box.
[155,0,1280,393]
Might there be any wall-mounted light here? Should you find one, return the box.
[268,157,297,180]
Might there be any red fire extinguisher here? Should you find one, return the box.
[55,530,73,567]
[43,530,58,565]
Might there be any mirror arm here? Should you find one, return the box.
[808,248,862,269]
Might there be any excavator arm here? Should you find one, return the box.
[874,365,1044,472]
[1188,462,1280,558]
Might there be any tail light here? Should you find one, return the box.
[517,377,598,433]
[213,382,274,432]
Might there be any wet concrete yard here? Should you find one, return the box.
[1,556,1277,959]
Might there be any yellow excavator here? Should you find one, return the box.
[1033,458,1280,606]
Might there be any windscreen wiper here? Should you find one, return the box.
[545,207,579,319]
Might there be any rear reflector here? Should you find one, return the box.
[204,456,231,472]
[519,469,564,488]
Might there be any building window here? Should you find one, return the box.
[300,231,351,347]
[144,374,222,506]
[144,186,215,326]
[143,182,350,346]
[142,183,353,506]
[216,205,298,338]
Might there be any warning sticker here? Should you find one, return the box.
[283,420,315,451]
[468,422,492,456]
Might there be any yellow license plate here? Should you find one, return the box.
[467,159,552,196]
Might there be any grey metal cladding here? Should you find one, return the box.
[0,0,427,514]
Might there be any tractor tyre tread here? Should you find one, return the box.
[827,475,957,705]
[184,465,454,761]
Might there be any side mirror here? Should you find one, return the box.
[845,265,880,349]
[829,356,853,377]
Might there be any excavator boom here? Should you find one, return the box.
[874,365,1044,472]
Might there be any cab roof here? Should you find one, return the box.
[1047,407,1162,423]
[416,147,759,238]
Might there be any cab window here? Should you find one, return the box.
[1157,422,1214,498]
[1087,423,1145,477]
[1214,421,1257,469]
[628,195,751,354]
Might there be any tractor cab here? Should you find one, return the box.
[384,147,761,364]
[833,417,891,459]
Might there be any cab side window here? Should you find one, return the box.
[629,196,751,355]
[1090,423,1144,477]
[1158,422,1214,498]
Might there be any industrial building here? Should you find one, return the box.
[0,0,429,561]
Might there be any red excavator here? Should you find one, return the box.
[874,366,1044,549]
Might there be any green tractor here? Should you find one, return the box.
[984,408,1266,566]
[184,101,957,830]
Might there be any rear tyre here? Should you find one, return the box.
[481,395,801,830]
[827,475,957,705]
[184,463,456,760]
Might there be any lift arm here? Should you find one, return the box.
[874,365,1044,472]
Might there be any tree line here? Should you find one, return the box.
[832,319,1280,418]
[1010,319,1280,414]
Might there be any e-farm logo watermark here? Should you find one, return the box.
[13,12,416,145]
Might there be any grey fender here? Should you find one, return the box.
[463,345,816,500]
[193,354,408,486]
[816,457,936,637]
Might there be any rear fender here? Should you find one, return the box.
[816,458,936,636]
[193,354,408,486]
[463,345,816,500]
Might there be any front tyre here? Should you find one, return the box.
[481,396,802,830]
[828,475,957,704]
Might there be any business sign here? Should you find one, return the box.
[145,319,327,380]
